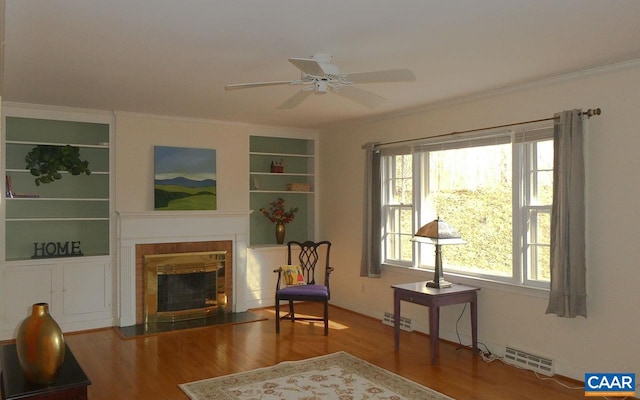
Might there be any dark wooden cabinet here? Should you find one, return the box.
[1,343,90,400]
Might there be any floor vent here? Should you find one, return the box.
[504,346,555,376]
[382,312,413,332]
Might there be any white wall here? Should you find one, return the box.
[319,65,640,380]
[113,113,250,213]
[113,113,317,214]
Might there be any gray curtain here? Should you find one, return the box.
[360,143,381,277]
[546,110,587,318]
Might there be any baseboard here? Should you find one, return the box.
[326,302,588,383]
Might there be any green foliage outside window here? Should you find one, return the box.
[432,187,513,276]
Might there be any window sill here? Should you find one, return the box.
[381,263,550,300]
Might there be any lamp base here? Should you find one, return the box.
[426,280,453,289]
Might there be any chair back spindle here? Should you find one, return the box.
[287,241,331,285]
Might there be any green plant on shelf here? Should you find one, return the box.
[25,145,91,186]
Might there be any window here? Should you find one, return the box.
[380,128,553,288]
[520,139,553,287]
[383,153,413,264]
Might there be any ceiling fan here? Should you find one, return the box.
[224,54,416,109]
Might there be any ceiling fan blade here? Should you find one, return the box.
[288,58,326,76]
[277,89,314,109]
[225,81,293,90]
[343,69,416,84]
[332,85,387,108]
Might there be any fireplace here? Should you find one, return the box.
[144,251,228,323]
[116,211,250,327]
[135,240,233,324]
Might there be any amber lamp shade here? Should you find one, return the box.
[412,217,466,288]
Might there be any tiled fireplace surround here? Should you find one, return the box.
[116,211,250,327]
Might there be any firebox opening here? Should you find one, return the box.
[144,251,227,323]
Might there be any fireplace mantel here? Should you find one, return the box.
[116,211,251,327]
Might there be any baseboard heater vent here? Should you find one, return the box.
[504,346,555,376]
[382,312,413,332]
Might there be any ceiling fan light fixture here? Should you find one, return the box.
[315,80,328,94]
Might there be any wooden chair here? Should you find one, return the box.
[274,240,332,335]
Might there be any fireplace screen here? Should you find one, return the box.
[144,251,227,323]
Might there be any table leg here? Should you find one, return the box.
[429,306,440,365]
[394,290,400,351]
[470,292,478,354]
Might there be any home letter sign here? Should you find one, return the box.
[32,241,83,258]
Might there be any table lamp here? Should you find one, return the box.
[412,217,466,288]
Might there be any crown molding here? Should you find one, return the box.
[322,58,640,132]
[113,110,319,135]
[2,101,115,122]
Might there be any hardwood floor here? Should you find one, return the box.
[53,305,584,399]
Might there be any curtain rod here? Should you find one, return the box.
[365,108,601,149]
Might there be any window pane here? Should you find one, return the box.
[386,205,413,263]
[386,207,401,260]
[387,232,399,260]
[537,141,553,169]
[537,212,551,245]
[425,144,513,277]
[530,244,550,281]
[391,155,412,204]
[527,210,550,282]
[535,171,553,205]
[532,140,553,205]
[400,208,413,260]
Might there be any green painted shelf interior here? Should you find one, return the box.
[5,220,110,260]
[250,192,311,246]
[6,144,109,173]
[5,117,109,145]
[250,136,313,155]
[249,136,314,246]
[4,116,110,260]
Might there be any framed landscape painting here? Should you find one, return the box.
[154,146,217,210]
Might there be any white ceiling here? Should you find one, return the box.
[3,0,640,130]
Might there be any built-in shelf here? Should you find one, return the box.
[0,107,115,340]
[249,135,316,246]
[3,115,112,261]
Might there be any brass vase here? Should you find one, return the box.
[16,303,65,385]
[275,223,285,244]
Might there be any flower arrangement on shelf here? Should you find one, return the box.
[260,197,298,225]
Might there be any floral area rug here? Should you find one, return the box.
[179,351,454,400]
